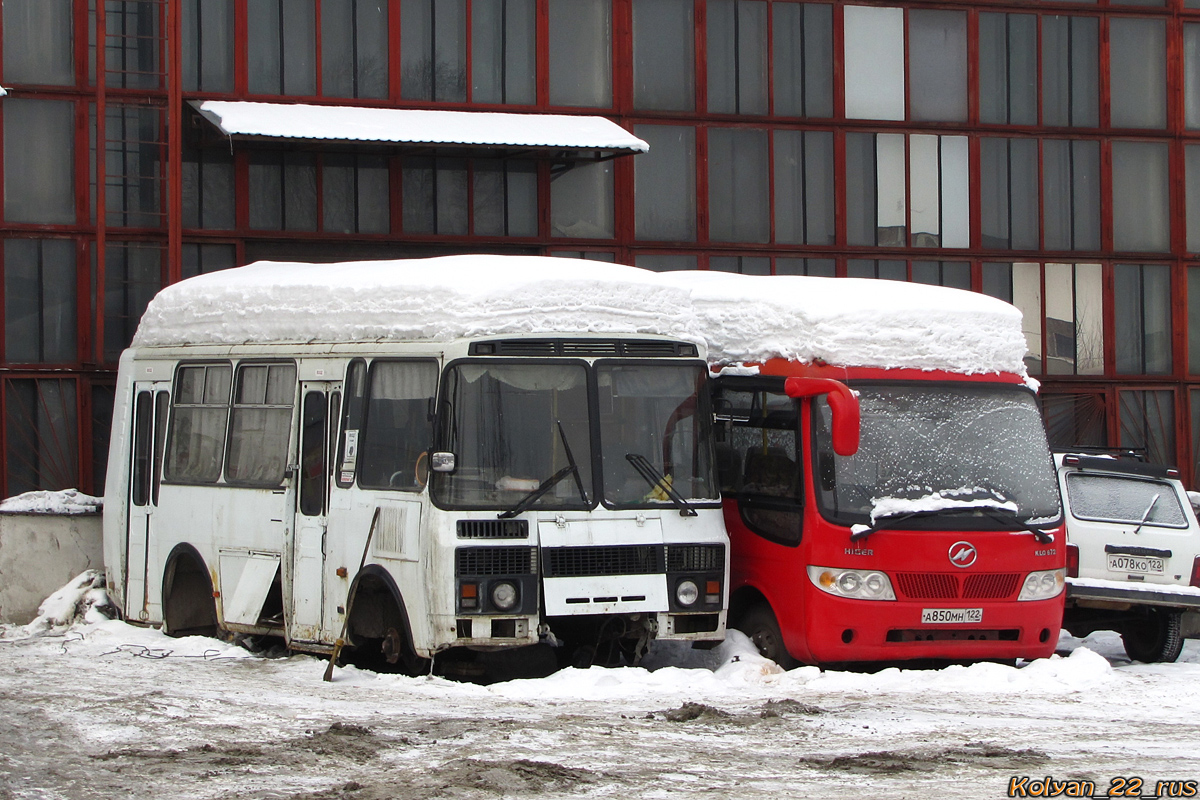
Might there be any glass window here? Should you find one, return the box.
[635,254,698,271]
[551,161,614,239]
[4,239,77,364]
[909,134,968,248]
[1185,25,1200,130]
[182,148,235,230]
[226,363,297,486]
[1187,145,1200,252]
[1041,15,1098,128]
[1065,472,1186,528]
[707,0,767,115]
[1115,263,1172,375]
[101,105,165,228]
[1112,141,1169,253]
[711,256,770,275]
[182,0,234,92]
[4,98,75,224]
[165,363,231,484]
[632,0,694,112]
[908,9,966,123]
[845,131,906,247]
[1190,267,1200,375]
[1109,18,1165,130]
[912,261,970,290]
[3,0,74,86]
[1119,389,1175,466]
[983,261,1043,374]
[980,137,1039,250]
[323,153,390,234]
[1041,392,1107,451]
[774,130,834,246]
[1044,262,1104,375]
[403,157,468,235]
[247,0,316,95]
[847,259,906,281]
[473,160,538,237]
[181,243,237,280]
[708,128,769,243]
[4,378,77,495]
[978,13,1037,126]
[776,258,835,277]
[843,5,904,121]
[322,0,388,99]
[772,3,833,118]
[549,0,611,108]
[336,359,366,487]
[634,125,696,242]
[1043,139,1100,251]
[102,0,161,89]
[401,0,466,101]
[358,361,438,490]
[104,243,162,363]
[249,152,318,231]
[471,0,536,105]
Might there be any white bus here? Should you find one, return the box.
[103,256,727,676]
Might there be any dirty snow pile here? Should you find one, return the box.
[9,570,115,637]
[132,257,702,348]
[662,270,1029,375]
[0,488,102,515]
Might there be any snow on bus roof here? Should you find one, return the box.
[131,256,703,348]
[660,271,1029,376]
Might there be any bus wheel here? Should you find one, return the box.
[1121,608,1184,663]
[162,548,219,639]
[346,578,428,676]
[737,603,798,670]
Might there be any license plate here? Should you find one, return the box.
[921,608,983,624]
[1107,554,1165,575]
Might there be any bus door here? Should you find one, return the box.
[291,381,339,641]
[126,381,170,622]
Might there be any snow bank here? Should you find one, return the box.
[132,257,702,348]
[661,271,1029,375]
[17,570,114,636]
[0,488,102,515]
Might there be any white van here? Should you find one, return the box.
[1056,452,1200,662]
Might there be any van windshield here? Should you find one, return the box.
[812,383,1061,528]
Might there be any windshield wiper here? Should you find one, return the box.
[850,510,934,542]
[625,453,698,517]
[850,506,1055,544]
[497,420,587,519]
[557,420,589,505]
[976,507,1055,544]
[1132,493,1161,535]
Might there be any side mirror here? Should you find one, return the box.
[784,377,860,456]
[431,452,456,473]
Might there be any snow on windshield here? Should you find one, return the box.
[869,488,1019,525]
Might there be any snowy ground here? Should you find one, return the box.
[2,584,1200,799]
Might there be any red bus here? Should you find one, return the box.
[711,360,1066,668]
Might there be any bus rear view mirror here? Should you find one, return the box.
[783,377,860,456]
[431,452,456,472]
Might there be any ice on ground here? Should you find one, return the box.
[0,488,102,515]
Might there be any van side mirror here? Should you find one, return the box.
[784,377,860,456]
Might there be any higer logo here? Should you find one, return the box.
[948,541,978,568]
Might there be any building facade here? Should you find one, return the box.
[1,0,1198,496]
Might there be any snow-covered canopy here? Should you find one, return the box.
[192,100,648,157]
[132,256,701,348]
[661,271,1029,376]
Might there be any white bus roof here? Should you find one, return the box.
[660,271,1029,377]
[131,256,702,349]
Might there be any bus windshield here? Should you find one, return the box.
[812,382,1061,528]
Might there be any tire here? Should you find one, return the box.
[735,603,799,670]
[161,549,219,639]
[1121,607,1184,663]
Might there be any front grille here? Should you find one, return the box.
[886,629,1019,642]
[666,544,725,572]
[468,338,693,357]
[624,340,688,357]
[456,546,537,577]
[962,573,1021,599]
[561,340,620,355]
[543,545,665,577]
[456,519,529,539]
[895,573,958,599]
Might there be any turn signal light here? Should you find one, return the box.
[460,582,479,610]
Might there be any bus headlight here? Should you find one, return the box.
[675,579,699,607]
[807,566,896,600]
[490,580,519,612]
[1018,568,1065,601]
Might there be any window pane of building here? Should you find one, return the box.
[711,256,770,275]
[1044,262,1104,375]
[846,131,908,247]
[773,3,833,118]
[549,0,611,108]
[847,259,906,281]
[102,105,165,228]
[1119,389,1175,466]
[845,132,875,246]
[103,1,162,89]
[3,0,74,86]
[1043,139,1100,251]
[248,0,316,95]
[708,127,769,243]
[402,0,466,101]
[634,125,696,242]
[4,239,77,364]
[4,378,77,494]
[1186,25,1200,130]
[182,0,234,92]
[472,0,536,105]
[322,0,389,99]
[1112,141,1169,253]
[634,253,697,271]
[632,0,694,112]
[249,152,317,231]
[910,134,969,248]
[980,137,1038,250]
[182,243,237,280]
[1042,15,1098,128]
[1189,267,1200,374]
[909,10,966,123]
[104,243,162,362]
[474,160,538,237]
[912,261,970,290]
[182,148,235,230]
[404,158,468,235]
[1115,263,1172,375]
[551,161,614,239]
[707,0,767,115]
[982,262,1013,304]
[1110,18,1165,129]
[774,130,834,245]
[978,13,1037,126]
[4,98,75,224]
[323,153,390,234]
[843,5,904,121]
[1188,147,1200,253]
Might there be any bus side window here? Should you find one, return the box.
[165,363,231,484]
[723,389,804,546]
[225,362,297,486]
[336,360,366,488]
[358,360,438,491]
[131,391,152,506]
[152,391,168,505]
